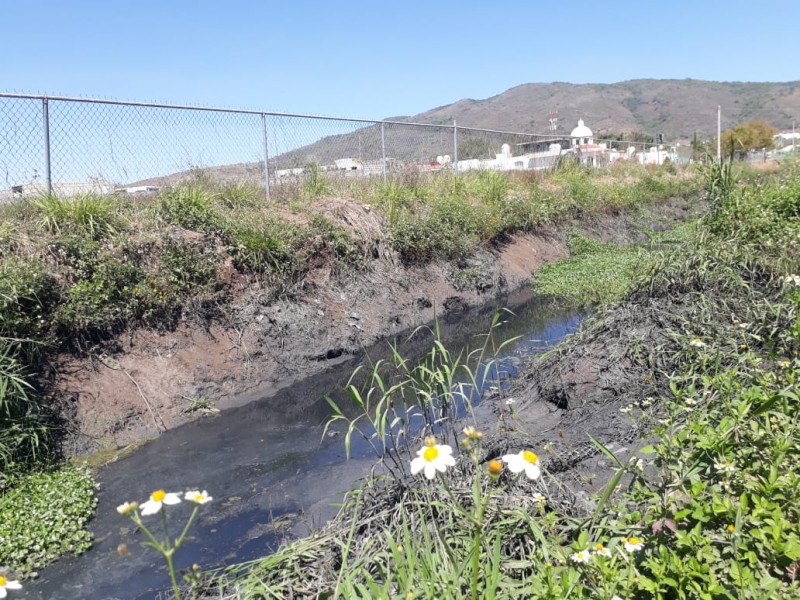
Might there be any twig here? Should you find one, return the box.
[123,369,166,433]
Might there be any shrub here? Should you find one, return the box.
[0,259,60,344]
[161,239,219,294]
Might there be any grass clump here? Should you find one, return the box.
[157,184,222,233]
[30,194,120,239]
[0,466,96,576]
[0,340,50,477]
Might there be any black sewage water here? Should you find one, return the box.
[26,290,583,600]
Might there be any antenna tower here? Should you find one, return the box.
[548,110,559,134]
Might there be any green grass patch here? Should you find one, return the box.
[534,232,654,306]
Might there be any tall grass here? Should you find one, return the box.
[30,193,119,239]
[0,339,49,480]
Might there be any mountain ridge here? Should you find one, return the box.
[391,78,800,140]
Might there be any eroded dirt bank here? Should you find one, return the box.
[55,198,696,456]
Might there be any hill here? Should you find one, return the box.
[411,78,800,140]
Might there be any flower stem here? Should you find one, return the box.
[164,549,181,600]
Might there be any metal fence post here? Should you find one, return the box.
[261,113,270,201]
[42,97,52,195]
[453,120,458,172]
[381,121,387,185]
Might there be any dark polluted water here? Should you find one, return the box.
[26,290,583,600]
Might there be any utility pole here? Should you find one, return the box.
[717,105,721,162]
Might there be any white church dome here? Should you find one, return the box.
[570,119,593,139]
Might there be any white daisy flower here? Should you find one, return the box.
[593,543,611,557]
[621,536,644,552]
[714,460,735,473]
[184,490,213,505]
[505,397,515,406]
[689,338,706,348]
[502,450,541,480]
[784,274,800,286]
[140,489,182,516]
[532,492,546,505]
[0,575,22,598]
[570,549,591,563]
[410,437,456,480]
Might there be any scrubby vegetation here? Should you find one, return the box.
[197,160,800,598]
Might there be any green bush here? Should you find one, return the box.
[0,259,60,344]
[161,239,219,294]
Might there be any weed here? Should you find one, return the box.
[301,163,332,200]
[217,181,260,210]
[535,232,654,306]
[30,194,119,239]
[157,184,221,233]
[161,239,219,294]
[0,340,49,476]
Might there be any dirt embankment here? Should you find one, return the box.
[54,198,696,456]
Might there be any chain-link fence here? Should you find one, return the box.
[0,93,677,203]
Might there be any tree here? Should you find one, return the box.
[720,120,776,157]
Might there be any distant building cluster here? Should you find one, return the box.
[273,119,677,184]
[2,178,160,200]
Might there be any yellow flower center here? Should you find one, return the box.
[423,446,439,462]
[523,450,539,464]
[487,460,503,475]
[727,524,735,533]
[151,489,167,502]
[594,543,604,550]
[0,575,6,586]
[627,537,641,545]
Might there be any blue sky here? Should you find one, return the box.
[2,0,798,119]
